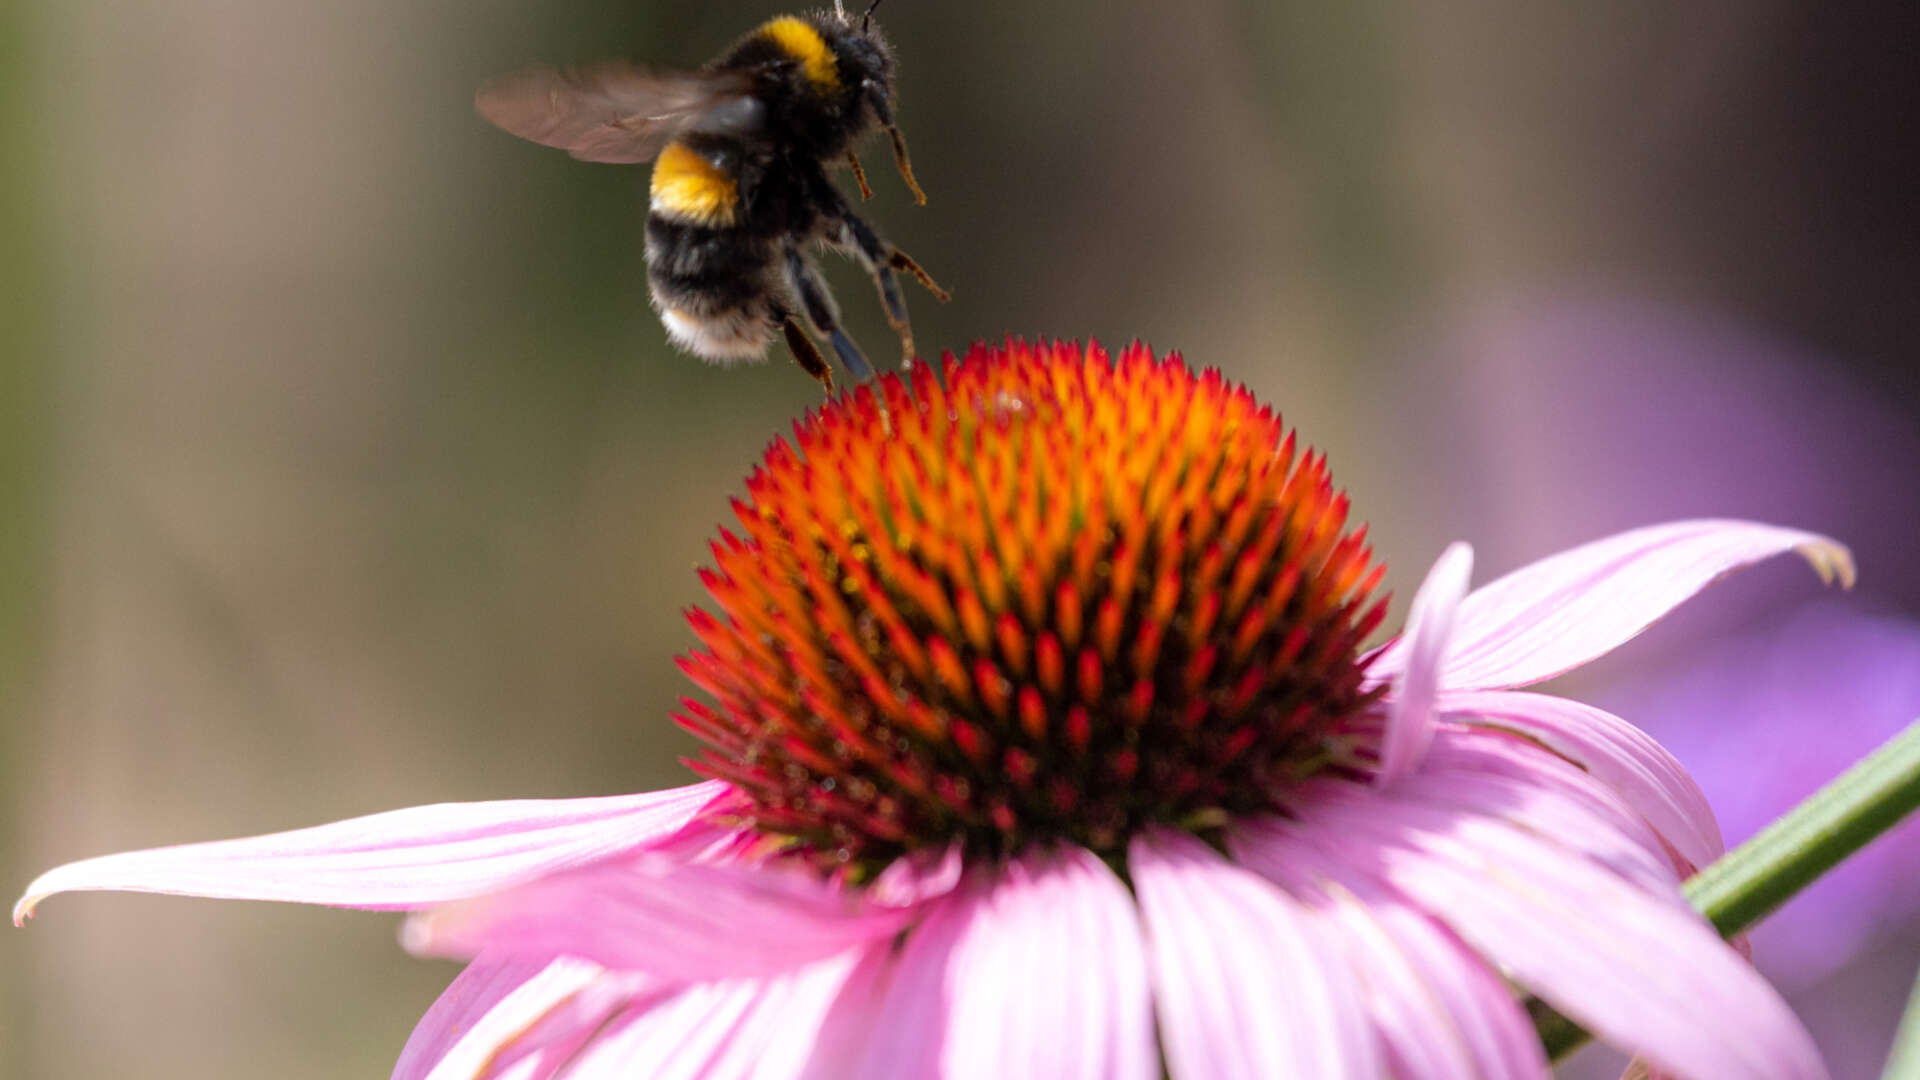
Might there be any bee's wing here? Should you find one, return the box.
[475,63,758,165]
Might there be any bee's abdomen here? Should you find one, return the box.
[644,213,776,362]
[645,219,760,300]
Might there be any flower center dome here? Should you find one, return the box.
[678,341,1387,875]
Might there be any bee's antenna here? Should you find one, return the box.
[861,0,884,33]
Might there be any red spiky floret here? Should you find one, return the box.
[675,341,1388,874]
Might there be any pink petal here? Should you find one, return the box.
[1377,542,1474,786]
[543,951,864,1080]
[1438,689,1724,870]
[805,848,1157,1080]
[14,781,730,923]
[797,899,959,1079]
[1367,520,1853,692]
[937,847,1156,1080]
[1411,728,1677,895]
[401,854,912,982]
[865,842,965,907]
[465,970,659,1080]
[1276,782,1828,1080]
[392,953,612,1080]
[1229,829,1548,1080]
[1129,829,1379,1078]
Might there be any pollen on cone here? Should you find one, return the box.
[675,341,1385,874]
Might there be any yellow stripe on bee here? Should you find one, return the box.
[760,16,839,90]
[650,141,739,226]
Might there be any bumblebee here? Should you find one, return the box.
[476,1,947,392]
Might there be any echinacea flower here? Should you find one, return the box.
[18,341,1852,1078]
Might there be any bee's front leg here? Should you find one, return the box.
[782,245,874,385]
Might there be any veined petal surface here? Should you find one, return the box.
[797,847,1157,1080]
[936,847,1156,1080]
[1368,520,1851,692]
[401,854,912,981]
[15,781,728,922]
[1410,728,1677,893]
[1131,829,1378,1078]
[1274,781,1828,1080]
[1439,689,1724,870]
[1377,542,1473,786]
[1230,827,1548,1080]
[544,951,863,1080]
[393,954,616,1080]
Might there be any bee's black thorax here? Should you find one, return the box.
[709,13,894,164]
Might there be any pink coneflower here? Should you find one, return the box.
[19,341,1850,1078]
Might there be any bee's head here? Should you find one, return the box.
[827,2,899,121]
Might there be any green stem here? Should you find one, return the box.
[1687,717,1920,933]
[1540,717,1920,1061]
[1886,962,1920,1080]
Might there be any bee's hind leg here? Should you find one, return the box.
[776,309,835,395]
[783,246,874,385]
[834,212,949,367]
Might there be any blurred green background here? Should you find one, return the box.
[4,2,1916,1077]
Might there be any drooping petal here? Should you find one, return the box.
[1377,542,1474,786]
[1130,829,1378,1078]
[1229,827,1548,1080]
[14,781,730,923]
[1367,520,1852,692]
[543,950,864,1080]
[797,895,961,1079]
[391,953,611,1080]
[1439,689,1724,870]
[460,970,659,1080]
[1274,782,1828,1080]
[401,854,912,982]
[806,847,1157,1080]
[937,847,1156,1079]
